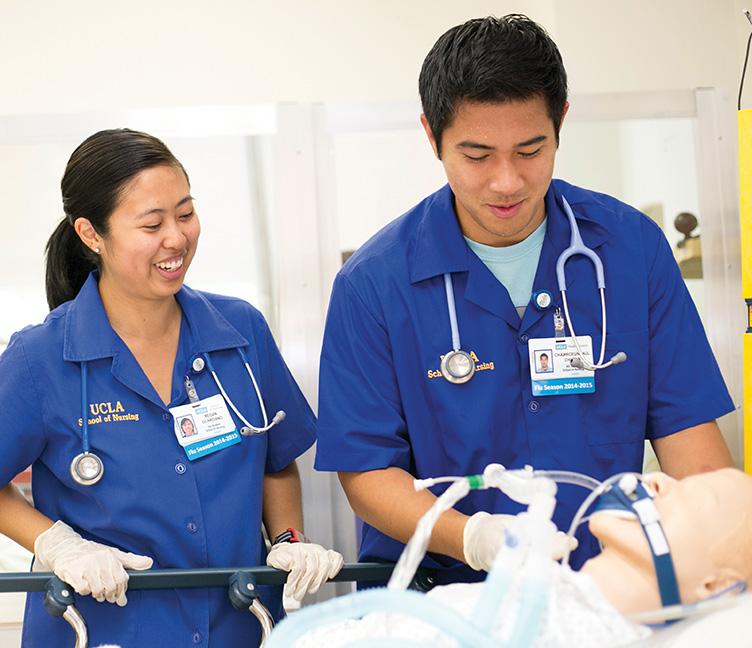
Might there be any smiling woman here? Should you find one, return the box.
[77,164,200,303]
[0,129,342,647]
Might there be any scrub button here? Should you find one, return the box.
[528,400,540,413]
[190,356,205,373]
[518,333,530,344]
[187,521,198,534]
[191,630,202,644]
[175,463,187,474]
[162,412,171,422]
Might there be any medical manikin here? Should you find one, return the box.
[265,466,752,648]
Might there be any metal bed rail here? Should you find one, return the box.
[0,563,432,648]
[0,562,401,592]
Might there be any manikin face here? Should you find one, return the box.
[589,468,752,603]
[422,96,567,247]
[93,165,200,305]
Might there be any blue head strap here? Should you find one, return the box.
[596,478,681,608]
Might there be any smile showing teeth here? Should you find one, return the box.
[156,258,183,272]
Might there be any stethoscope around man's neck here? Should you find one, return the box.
[439,195,626,384]
[70,348,285,486]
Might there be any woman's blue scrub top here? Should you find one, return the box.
[315,180,734,581]
[0,273,316,647]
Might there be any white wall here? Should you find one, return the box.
[0,0,747,115]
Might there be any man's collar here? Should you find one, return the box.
[545,180,614,252]
[409,184,470,284]
[408,181,614,286]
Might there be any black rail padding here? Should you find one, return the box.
[0,562,401,593]
[42,576,75,617]
[228,570,260,611]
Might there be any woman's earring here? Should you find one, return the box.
[94,247,100,254]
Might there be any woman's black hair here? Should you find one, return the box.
[45,128,188,310]
[419,14,569,157]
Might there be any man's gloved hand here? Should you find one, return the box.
[34,520,153,606]
[462,511,579,571]
[551,528,579,561]
[266,529,344,601]
[462,512,517,571]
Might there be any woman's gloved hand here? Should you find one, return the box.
[34,520,153,606]
[266,529,344,601]
[462,511,578,571]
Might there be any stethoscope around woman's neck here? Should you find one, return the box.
[70,348,285,486]
[439,195,626,384]
[197,348,286,435]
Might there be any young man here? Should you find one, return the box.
[315,14,734,585]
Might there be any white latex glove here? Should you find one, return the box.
[34,520,153,606]
[462,512,578,571]
[266,542,344,601]
[551,528,579,561]
[462,512,516,571]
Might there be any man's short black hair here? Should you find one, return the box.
[419,14,568,157]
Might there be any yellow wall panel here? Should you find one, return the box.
[739,110,752,473]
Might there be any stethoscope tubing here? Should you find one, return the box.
[80,362,90,454]
[439,194,622,382]
[73,347,283,486]
[555,196,606,292]
[557,195,613,370]
[444,273,462,352]
[203,349,271,432]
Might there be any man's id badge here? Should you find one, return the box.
[528,336,595,396]
[170,394,241,460]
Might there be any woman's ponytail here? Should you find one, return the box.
[45,218,99,311]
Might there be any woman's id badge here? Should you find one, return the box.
[528,336,595,396]
[170,394,241,460]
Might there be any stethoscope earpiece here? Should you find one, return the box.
[240,410,286,436]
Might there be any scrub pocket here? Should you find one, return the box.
[582,329,649,446]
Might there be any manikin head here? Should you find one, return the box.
[582,468,752,615]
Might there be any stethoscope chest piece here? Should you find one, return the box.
[440,349,475,384]
[71,452,104,486]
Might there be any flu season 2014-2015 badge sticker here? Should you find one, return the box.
[170,393,241,460]
[528,336,595,396]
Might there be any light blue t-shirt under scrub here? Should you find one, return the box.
[464,218,547,318]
